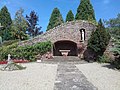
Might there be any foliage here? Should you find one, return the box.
[112,57,120,69]
[98,54,111,63]
[84,19,110,61]
[75,0,96,23]
[11,8,29,40]
[106,13,120,69]
[111,40,120,69]
[0,41,52,62]
[26,11,43,37]
[65,10,74,22]
[111,40,120,55]
[0,6,12,41]
[47,7,64,31]
[105,13,120,40]
[2,40,19,46]
[0,43,17,60]
[0,36,2,44]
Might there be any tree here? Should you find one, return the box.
[12,8,28,40]
[106,14,120,69]
[47,7,64,31]
[26,11,43,37]
[65,10,74,22]
[105,13,120,40]
[0,6,12,41]
[75,0,96,23]
[84,19,110,61]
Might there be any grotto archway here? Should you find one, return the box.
[53,40,78,56]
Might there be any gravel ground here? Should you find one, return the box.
[0,62,120,90]
[76,62,120,90]
[0,63,57,90]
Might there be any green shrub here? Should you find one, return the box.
[111,43,120,69]
[0,43,18,60]
[84,19,110,61]
[2,40,19,46]
[97,54,110,63]
[0,41,52,62]
[112,57,120,69]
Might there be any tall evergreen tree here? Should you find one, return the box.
[0,6,12,41]
[26,11,43,37]
[65,10,74,22]
[75,0,96,22]
[106,14,120,69]
[12,8,28,40]
[105,13,120,40]
[47,8,64,31]
[84,19,110,61]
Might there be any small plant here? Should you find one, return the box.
[97,54,110,63]
[112,57,120,69]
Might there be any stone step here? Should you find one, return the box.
[41,56,87,64]
[54,56,80,61]
[43,56,80,61]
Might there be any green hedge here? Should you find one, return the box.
[2,40,19,46]
[0,41,52,61]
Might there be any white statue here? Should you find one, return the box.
[7,54,11,62]
[82,30,85,41]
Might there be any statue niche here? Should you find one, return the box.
[79,29,85,42]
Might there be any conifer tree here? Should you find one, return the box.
[12,8,28,40]
[106,14,120,69]
[75,0,96,22]
[84,19,110,61]
[0,6,12,40]
[47,8,64,31]
[66,10,74,22]
[26,11,43,37]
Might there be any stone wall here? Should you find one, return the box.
[19,20,96,46]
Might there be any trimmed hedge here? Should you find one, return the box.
[0,41,52,62]
[2,40,19,46]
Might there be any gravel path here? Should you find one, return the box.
[0,63,57,90]
[76,62,120,90]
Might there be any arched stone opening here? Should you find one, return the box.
[53,40,78,56]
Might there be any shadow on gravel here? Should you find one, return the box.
[102,64,117,70]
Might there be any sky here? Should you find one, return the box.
[0,0,120,32]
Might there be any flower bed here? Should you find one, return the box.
[0,61,7,64]
[0,60,29,64]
